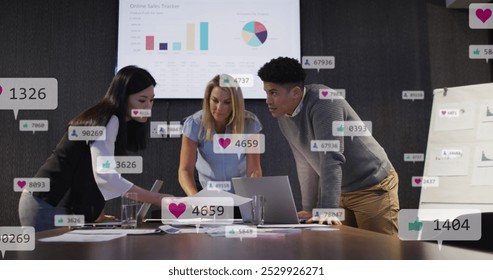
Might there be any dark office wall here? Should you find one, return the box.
[0,0,491,226]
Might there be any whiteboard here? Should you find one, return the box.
[420,82,493,213]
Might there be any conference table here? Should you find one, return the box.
[6,224,493,259]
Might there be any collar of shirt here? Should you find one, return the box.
[285,87,306,118]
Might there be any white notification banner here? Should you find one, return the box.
[130,109,151,118]
[402,90,425,101]
[206,181,232,192]
[0,227,35,258]
[469,4,493,29]
[332,121,372,140]
[220,74,254,88]
[168,121,183,138]
[157,123,168,136]
[13,178,50,192]
[301,56,335,71]
[411,176,440,188]
[311,208,345,221]
[469,45,493,62]
[213,134,265,159]
[0,78,58,120]
[161,197,234,225]
[96,156,143,174]
[441,149,463,159]
[54,215,85,227]
[319,88,345,101]
[225,225,257,239]
[403,153,425,163]
[399,209,481,249]
[310,140,340,154]
[438,109,461,118]
[19,119,48,133]
[68,126,106,141]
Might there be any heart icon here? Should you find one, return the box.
[321,90,328,97]
[476,8,492,23]
[0,85,3,95]
[133,110,139,115]
[218,137,231,149]
[441,110,446,116]
[414,178,422,185]
[17,180,27,189]
[168,202,186,218]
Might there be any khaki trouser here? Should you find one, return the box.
[339,168,399,235]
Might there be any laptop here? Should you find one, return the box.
[137,179,163,223]
[232,176,300,224]
[83,179,163,227]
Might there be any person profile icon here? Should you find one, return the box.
[304,59,310,65]
[71,129,78,138]
[312,142,318,149]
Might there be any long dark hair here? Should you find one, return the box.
[69,66,156,154]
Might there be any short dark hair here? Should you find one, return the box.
[257,57,306,87]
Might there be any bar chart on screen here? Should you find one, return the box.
[117,0,300,99]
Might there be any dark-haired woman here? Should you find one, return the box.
[19,66,172,231]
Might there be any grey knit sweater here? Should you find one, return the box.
[278,84,392,210]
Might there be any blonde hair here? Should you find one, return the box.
[202,74,245,141]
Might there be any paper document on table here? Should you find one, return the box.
[194,189,252,206]
[258,224,336,228]
[159,225,218,234]
[70,229,157,235]
[38,228,157,242]
[39,233,126,242]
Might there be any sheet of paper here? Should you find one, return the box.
[159,225,217,234]
[39,233,126,242]
[258,224,335,228]
[305,227,340,231]
[433,101,476,131]
[257,228,302,234]
[70,229,157,235]
[472,144,493,186]
[39,228,158,242]
[193,189,252,206]
[207,231,286,238]
[426,146,470,176]
[476,101,493,140]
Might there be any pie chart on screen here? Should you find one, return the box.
[242,21,268,47]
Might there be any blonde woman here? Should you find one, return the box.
[179,74,263,196]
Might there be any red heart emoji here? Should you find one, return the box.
[476,8,492,23]
[321,90,328,97]
[218,137,231,149]
[168,203,186,218]
[441,110,446,116]
[133,110,139,115]
[414,178,422,185]
[17,180,27,189]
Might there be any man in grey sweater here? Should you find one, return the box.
[257,57,399,235]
